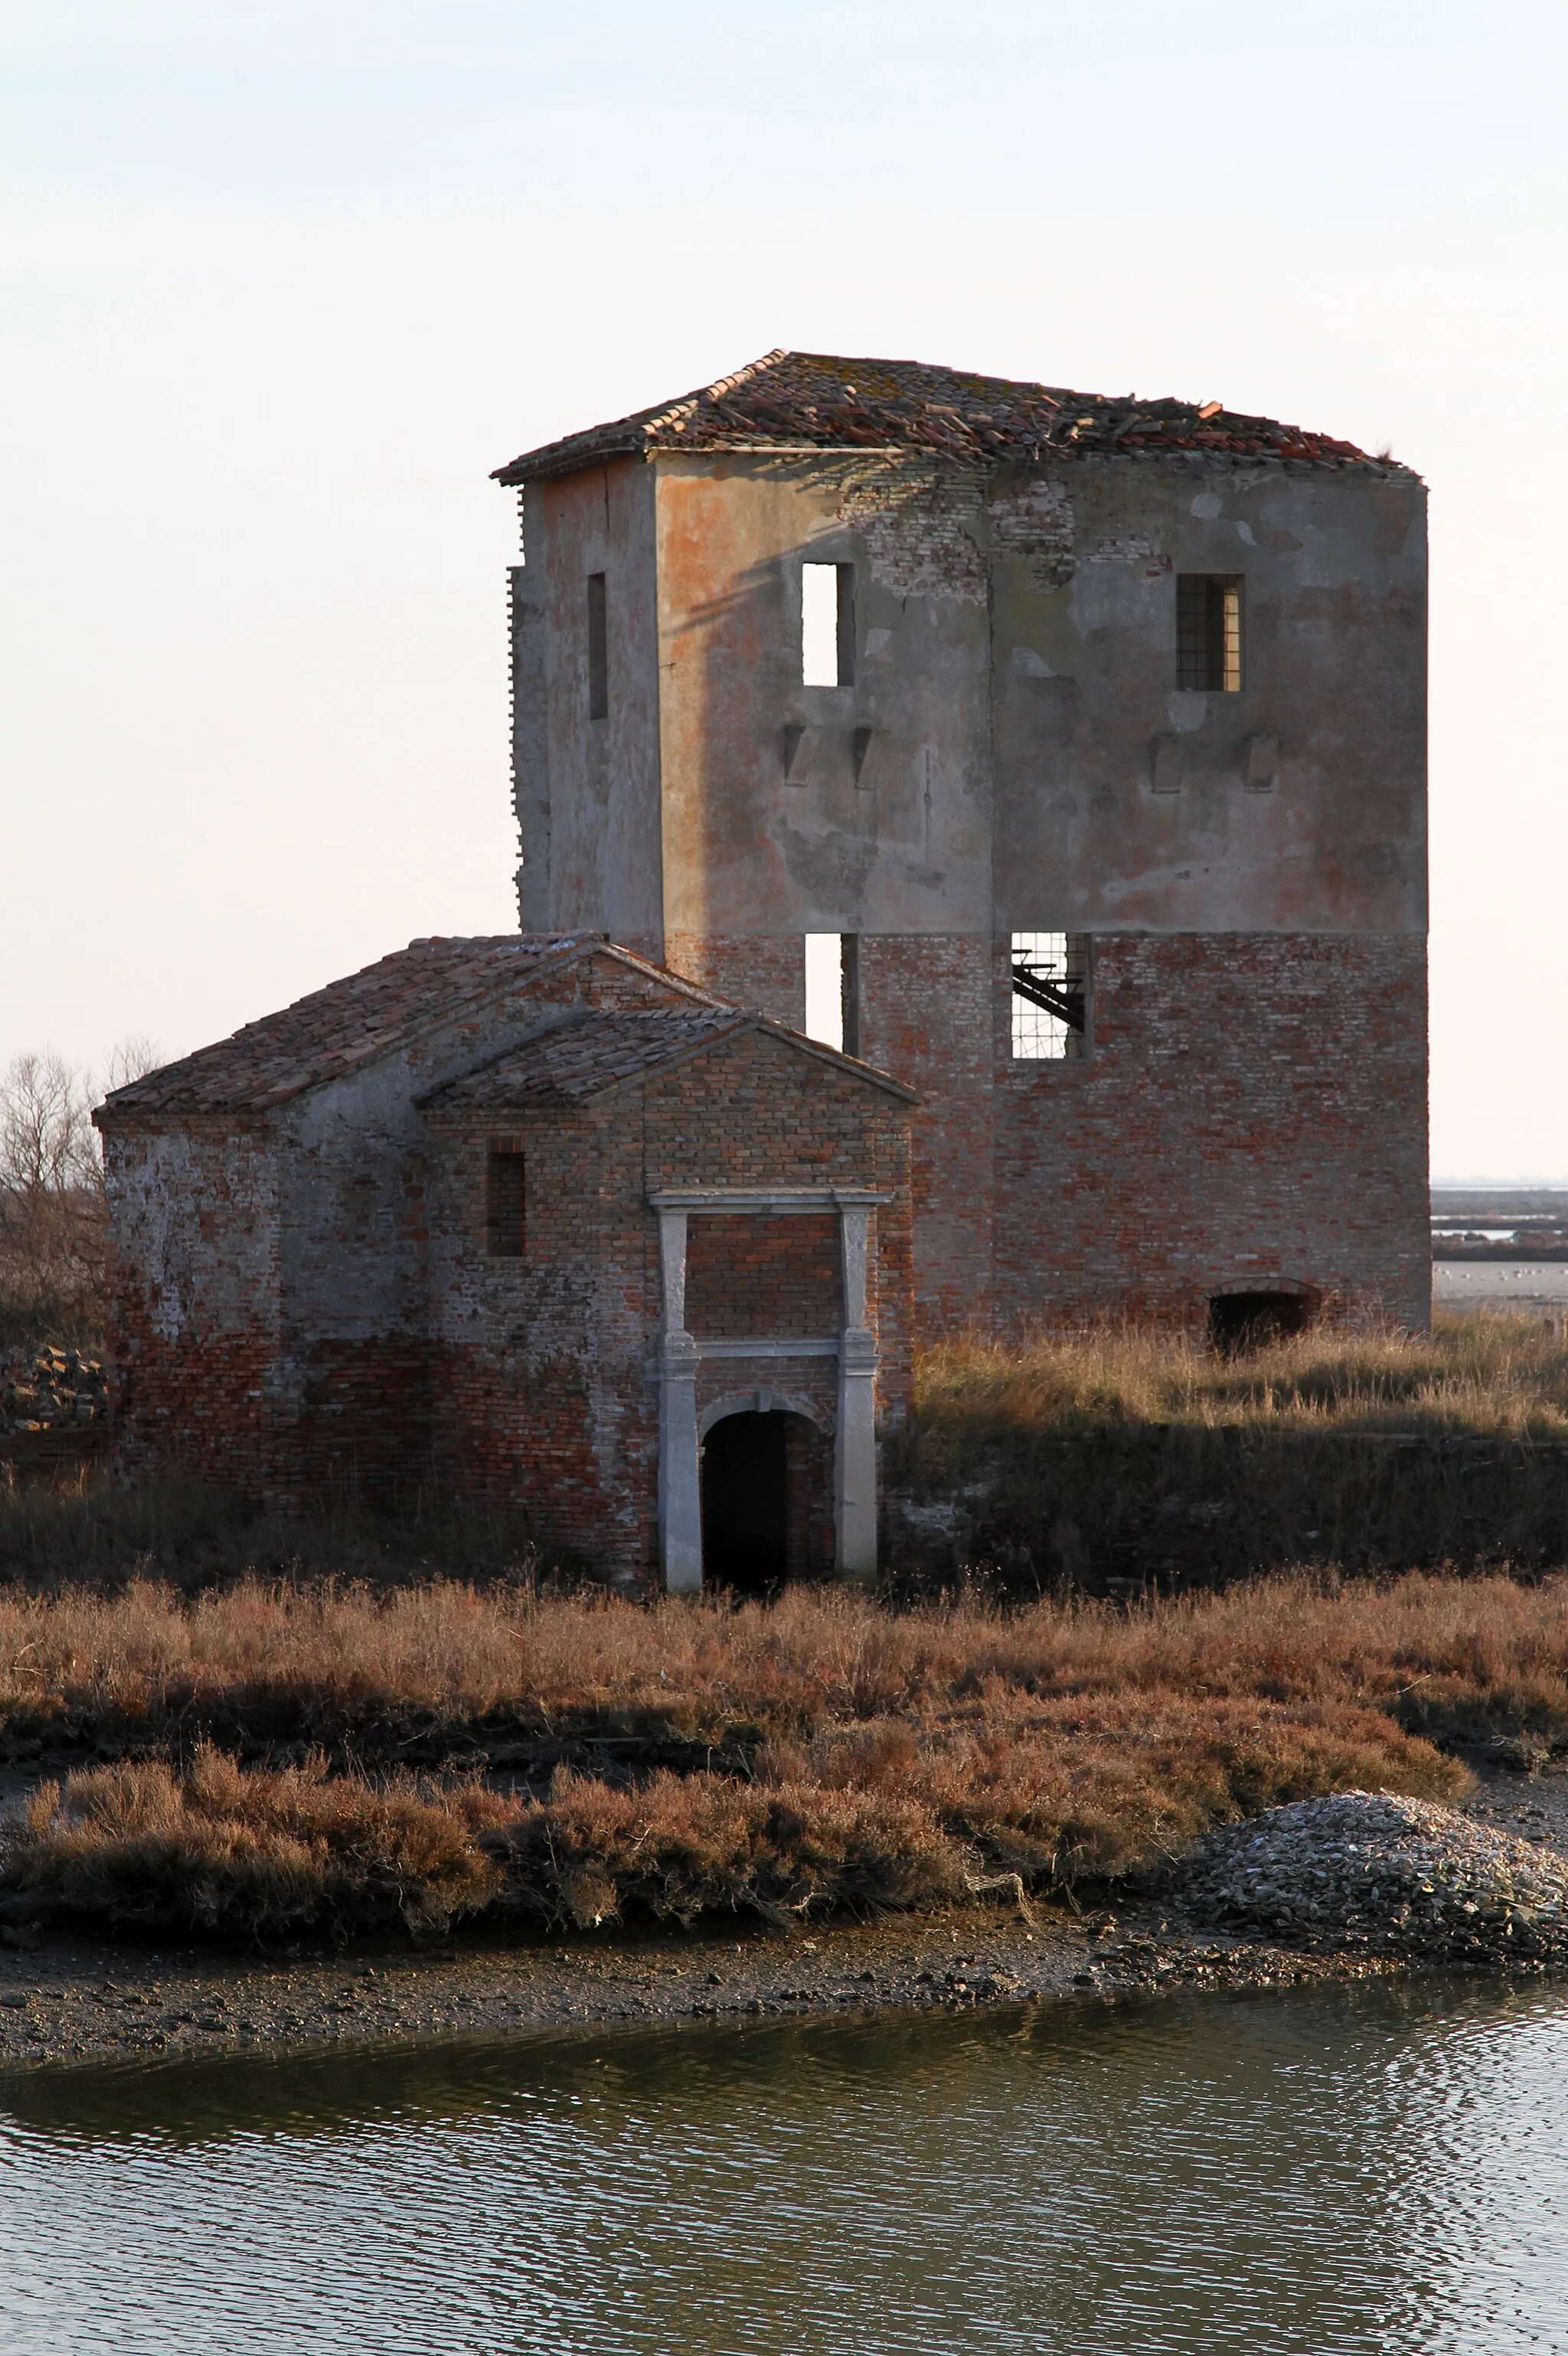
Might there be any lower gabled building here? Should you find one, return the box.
[94,935,914,1587]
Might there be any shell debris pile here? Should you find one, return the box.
[1179,1791,1568,1970]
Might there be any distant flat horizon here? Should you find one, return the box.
[1432,1178,1568,1189]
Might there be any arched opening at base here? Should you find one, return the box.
[700,1409,835,1594]
[1208,1289,1319,1354]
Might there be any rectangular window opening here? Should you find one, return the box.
[802,562,855,688]
[1175,574,1243,693]
[804,932,847,1052]
[586,573,608,720]
[840,933,861,1059]
[1011,933,1089,1061]
[485,1143,526,1258]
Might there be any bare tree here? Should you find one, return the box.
[0,1038,161,1349]
[103,1035,161,1096]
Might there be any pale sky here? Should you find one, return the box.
[2,2,1564,1176]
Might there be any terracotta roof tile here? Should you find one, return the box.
[420,1010,751,1109]
[97,936,598,1119]
[422,1008,920,1111]
[495,349,1408,486]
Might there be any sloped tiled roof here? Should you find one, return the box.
[96,936,600,1119]
[420,1010,750,1109]
[494,349,1403,486]
[422,1008,921,1111]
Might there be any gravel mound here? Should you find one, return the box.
[1178,1792,1568,1969]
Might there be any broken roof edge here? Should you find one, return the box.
[492,348,1417,490]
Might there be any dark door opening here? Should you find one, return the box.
[701,1411,789,1594]
[1208,1289,1316,1354]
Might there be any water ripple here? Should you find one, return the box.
[2,1980,1566,2354]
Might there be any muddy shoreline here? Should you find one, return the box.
[0,1899,1413,2074]
[2,1753,1563,2073]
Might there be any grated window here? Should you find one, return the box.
[1176,574,1243,692]
[486,1144,526,1258]
[1011,933,1089,1060]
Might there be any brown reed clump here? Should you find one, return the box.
[1,1692,1461,1946]
[8,1570,1557,1943]
[8,1747,513,1942]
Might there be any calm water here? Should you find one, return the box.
[2,1982,1566,2354]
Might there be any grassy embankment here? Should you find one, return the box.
[5,1571,1568,1948]
[891,1312,1568,1583]
[9,1312,1568,1593]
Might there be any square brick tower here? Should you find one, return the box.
[495,350,1428,1338]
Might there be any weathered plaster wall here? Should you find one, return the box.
[513,443,1426,1332]
[641,449,1425,949]
[521,462,663,944]
[653,454,995,949]
[102,947,704,1506]
[103,1125,286,1494]
[988,461,1426,936]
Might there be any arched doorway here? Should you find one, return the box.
[1208,1288,1320,1353]
[699,1408,835,1593]
[701,1411,788,1593]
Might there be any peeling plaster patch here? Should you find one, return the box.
[1088,529,1165,568]
[1190,491,1223,521]
[778,821,881,908]
[865,627,892,655]
[987,478,1074,591]
[1236,521,1256,545]
[1168,691,1210,734]
[1010,646,1054,678]
[837,462,987,602]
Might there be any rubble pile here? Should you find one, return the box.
[1,1347,107,1437]
[1178,1791,1568,1969]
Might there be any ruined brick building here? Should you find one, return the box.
[97,350,1428,1587]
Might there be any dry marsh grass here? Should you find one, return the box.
[890,1313,1568,1582]
[2,1573,1567,1753]
[910,1312,1568,1446]
[8,1572,1567,1943]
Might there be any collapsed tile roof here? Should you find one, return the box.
[96,936,604,1119]
[494,349,1403,486]
[423,1008,920,1110]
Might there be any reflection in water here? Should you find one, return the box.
[2,1982,1566,2354]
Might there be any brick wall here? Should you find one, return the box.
[424,1109,655,1571]
[686,1213,841,1338]
[426,1021,916,1579]
[992,930,1429,1329]
[103,1124,292,1498]
[856,933,993,1338]
[662,933,805,1031]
